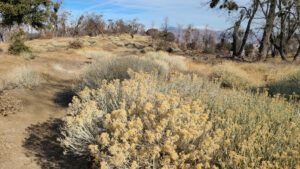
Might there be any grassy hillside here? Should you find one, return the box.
[0,35,299,169]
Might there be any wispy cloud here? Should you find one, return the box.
[62,0,233,30]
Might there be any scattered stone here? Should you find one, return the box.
[0,91,22,117]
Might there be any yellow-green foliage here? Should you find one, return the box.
[61,71,222,168]
[210,64,254,89]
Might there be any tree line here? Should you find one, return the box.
[209,0,300,61]
[0,0,299,61]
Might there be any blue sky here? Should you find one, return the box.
[61,0,234,30]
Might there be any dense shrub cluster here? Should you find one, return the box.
[210,64,254,89]
[61,71,222,168]
[61,69,300,168]
[206,89,300,168]
[75,52,186,91]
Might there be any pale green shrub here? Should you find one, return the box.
[206,89,300,168]
[146,52,187,72]
[61,69,300,168]
[62,70,300,168]
[61,71,222,168]
[75,54,186,91]
[20,52,36,60]
[11,66,43,88]
[210,64,254,89]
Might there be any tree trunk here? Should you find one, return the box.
[294,39,300,61]
[258,0,277,61]
[279,48,288,61]
[294,47,300,61]
[270,36,287,61]
[232,14,243,59]
[237,0,259,59]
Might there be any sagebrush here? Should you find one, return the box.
[11,66,43,88]
[62,70,300,168]
[75,52,186,91]
[61,71,221,168]
[210,64,254,89]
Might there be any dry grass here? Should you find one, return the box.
[145,52,187,72]
[75,50,112,59]
[210,63,255,89]
[10,66,43,88]
[1,35,300,168]
[75,52,187,91]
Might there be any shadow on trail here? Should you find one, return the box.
[23,118,91,169]
[53,89,77,108]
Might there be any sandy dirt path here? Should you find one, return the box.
[0,53,89,169]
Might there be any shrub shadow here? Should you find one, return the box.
[253,82,300,100]
[266,82,300,99]
[53,89,77,107]
[23,118,91,169]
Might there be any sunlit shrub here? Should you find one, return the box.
[11,66,43,88]
[210,64,254,89]
[145,52,186,72]
[61,71,223,168]
[62,69,300,168]
[75,53,186,91]
[206,89,300,168]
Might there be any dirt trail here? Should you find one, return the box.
[0,53,88,169]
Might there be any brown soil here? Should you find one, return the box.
[0,46,88,169]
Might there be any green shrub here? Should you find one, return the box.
[210,64,254,89]
[146,28,159,39]
[8,31,30,55]
[216,42,232,52]
[159,32,175,42]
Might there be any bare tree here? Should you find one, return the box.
[50,1,62,37]
[258,0,277,61]
[176,24,183,43]
[209,0,259,59]
[184,24,193,46]
[80,13,105,37]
